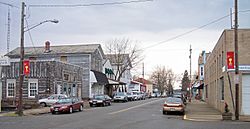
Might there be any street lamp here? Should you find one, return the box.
[17,2,58,116]
[24,19,59,32]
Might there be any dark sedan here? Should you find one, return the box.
[89,94,112,107]
[50,98,84,114]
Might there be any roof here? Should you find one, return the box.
[5,44,103,57]
[134,78,153,84]
[91,70,109,85]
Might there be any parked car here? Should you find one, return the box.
[89,94,112,107]
[132,92,140,100]
[172,93,187,104]
[139,92,146,100]
[38,94,68,107]
[50,98,84,114]
[162,97,185,115]
[127,92,135,101]
[113,92,128,102]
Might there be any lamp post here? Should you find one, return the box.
[17,2,58,116]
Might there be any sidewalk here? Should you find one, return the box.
[184,99,222,122]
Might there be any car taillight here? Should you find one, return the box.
[164,104,168,107]
[178,104,183,107]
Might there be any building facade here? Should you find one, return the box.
[204,29,250,117]
[1,61,83,108]
[5,42,106,98]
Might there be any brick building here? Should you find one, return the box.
[204,29,250,117]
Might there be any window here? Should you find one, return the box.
[60,56,67,62]
[7,79,16,97]
[28,79,38,98]
[220,77,224,100]
[205,85,208,98]
[201,66,204,76]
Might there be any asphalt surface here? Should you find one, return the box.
[0,98,250,129]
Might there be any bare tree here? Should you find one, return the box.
[105,38,143,81]
[149,66,175,95]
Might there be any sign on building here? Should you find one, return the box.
[0,56,10,66]
[227,51,234,69]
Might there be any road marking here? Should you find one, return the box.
[108,98,163,115]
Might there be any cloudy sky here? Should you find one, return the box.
[0,0,250,82]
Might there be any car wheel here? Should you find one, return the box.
[109,102,111,106]
[90,104,93,107]
[51,111,55,115]
[69,107,73,114]
[79,105,83,111]
[162,110,166,115]
[40,102,47,107]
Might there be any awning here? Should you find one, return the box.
[107,78,126,85]
[90,70,109,85]
[197,83,204,89]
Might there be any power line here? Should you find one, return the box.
[141,9,250,51]
[0,2,19,8]
[29,0,153,8]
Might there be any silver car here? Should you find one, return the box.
[38,94,68,107]
[113,92,128,102]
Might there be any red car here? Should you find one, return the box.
[50,98,84,114]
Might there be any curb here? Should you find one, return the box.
[183,114,222,122]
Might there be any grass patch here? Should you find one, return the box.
[3,112,19,117]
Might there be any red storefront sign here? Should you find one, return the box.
[227,51,234,69]
[23,60,30,75]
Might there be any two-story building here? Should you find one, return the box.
[3,41,107,99]
[204,29,250,117]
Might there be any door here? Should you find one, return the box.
[242,74,250,115]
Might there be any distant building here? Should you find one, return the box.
[204,29,250,117]
[106,54,132,93]
[134,78,153,94]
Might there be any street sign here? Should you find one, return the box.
[0,57,10,66]
[23,60,30,75]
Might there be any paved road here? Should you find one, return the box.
[0,98,250,129]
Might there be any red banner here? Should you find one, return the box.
[23,60,30,75]
[227,51,234,69]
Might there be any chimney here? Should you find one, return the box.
[44,41,51,53]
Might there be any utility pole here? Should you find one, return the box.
[234,0,239,120]
[189,45,192,102]
[17,2,25,116]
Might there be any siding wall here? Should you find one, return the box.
[1,61,83,107]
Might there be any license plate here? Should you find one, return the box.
[93,102,96,104]
[170,108,175,111]
[54,108,58,111]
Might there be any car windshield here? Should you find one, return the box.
[166,97,182,103]
[57,98,72,104]
[127,93,132,95]
[94,95,104,100]
[116,92,125,96]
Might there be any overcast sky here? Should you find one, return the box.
[0,0,250,85]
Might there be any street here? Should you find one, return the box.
[0,98,250,129]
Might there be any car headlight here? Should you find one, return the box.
[50,106,54,109]
[89,100,93,103]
